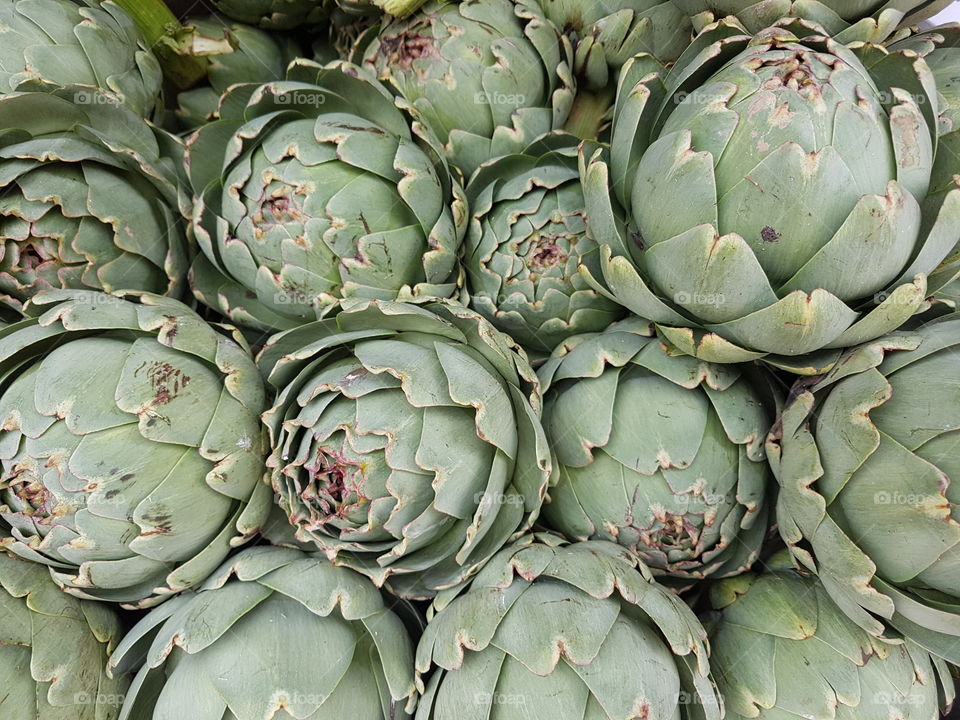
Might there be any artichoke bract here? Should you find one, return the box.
[0,550,129,720]
[109,546,417,720]
[581,20,960,369]
[464,133,624,353]
[414,535,722,720]
[176,16,302,130]
[539,317,774,582]
[258,298,554,599]
[187,60,466,332]
[673,0,954,32]
[0,0,163,119]
[770,314,960,663]
[356,0,575,179]
[926,25,960,134]
[708,555,955,719]
[0,90,188,317]
[0,291,271,607]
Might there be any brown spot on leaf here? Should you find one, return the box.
[761,226,781,243]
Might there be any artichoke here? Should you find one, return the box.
[0,550,129,720]
[108,546,417,720]
[258,298,554,599]
[187,60,466,332]
[0,90,188,316]
[538,316,774,582]
[356,0,576,179]
[210,0,327,29]
[0,0,163,119]
[464,133,624,353]
[581,21,960,369]
[414,534,722,720]
[927,25,960,133]
[708,554,955,719]
[673,0,954,33]
[0,291,272,607]
[537,0,692,138]
[770,313,960,663]
[175,16,302,130]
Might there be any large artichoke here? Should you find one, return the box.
[414,534,722,720]
[581,20,960,369]
[258,298,554,599]
[464,133,623,353]
[187,60,465,332]
[108,546,417,720]
[175,16,302,130]
[708,554,955,719]
[356,0,576,179]
[539,316,774,582]
[0,90,188,316]
[770,313,960,663]
[0,550,129,720]
[0,0,163,119]
[0,291,271,607]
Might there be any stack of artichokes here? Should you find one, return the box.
[1,0,959,718]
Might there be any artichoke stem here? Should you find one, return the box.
[563,89,613,141]
[373,0,429,18]
[109,0,211,90]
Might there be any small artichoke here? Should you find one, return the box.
[539,316,774,582]
[0,0,163,119]
[210,0,327,29]
[770,313,960,662]
[258,298,554,599]
[108,546,417,720]
[175,16,302,130]
[414,534,722,719]
[356,0,576,178]
[708,554,955,719]
[582,21,960,369]
[0,291,272,607]
[0,90,188,316]
[0,550,129,720]
[464,133,624,353]
[187,60,466,332]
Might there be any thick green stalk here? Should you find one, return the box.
[107,0,210,89]
[375,0,429,17]
[563,89,613,141]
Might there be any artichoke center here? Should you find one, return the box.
[254,184,308,232]
[639,512,700,551]
[375,32,436,69]
[302,449,367,522]
[528,236,567,271]
[1,469,56,522]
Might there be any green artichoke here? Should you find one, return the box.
[770,313,960,663]
[356,0,576,179]
[581,21,960,369]
[538,316,774,582]
[0,0,163,119]
[0,550,129,720]
[0,90,188,317]
[175,16,302,130]
[537,0,692,138]
[0,291,271,607]
[258,298,554,599]
[927,25,960,133]
[414,534,722,720]
[108,546,417,720]
[210,0,327,29]
[673,0,954,33]
[464,133,624,353]
[708,554,955,719]
[187,60,466,332]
